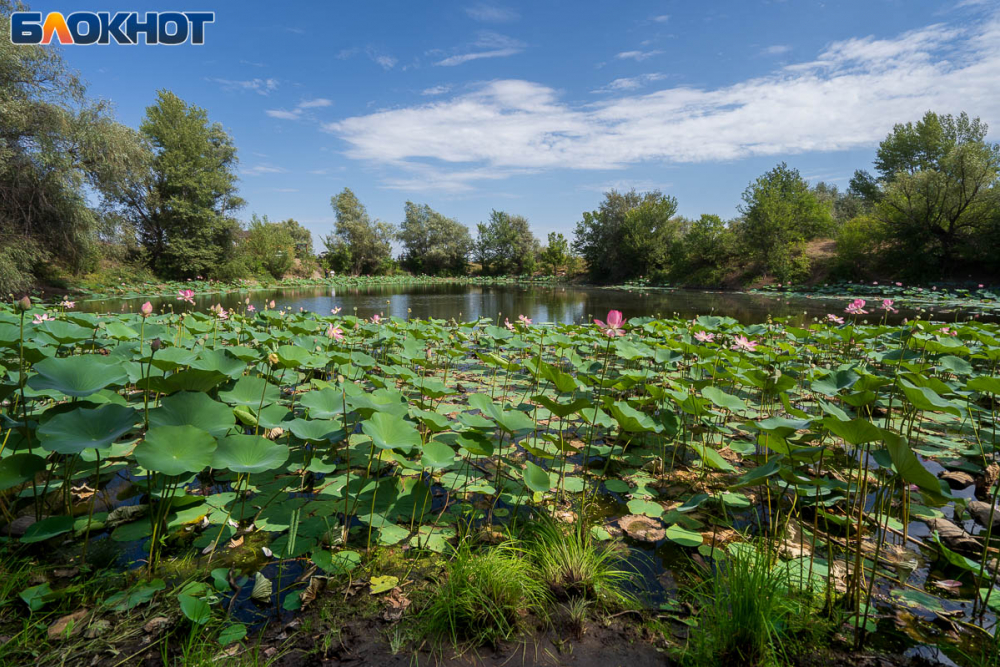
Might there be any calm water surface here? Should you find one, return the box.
[79,283,970,325]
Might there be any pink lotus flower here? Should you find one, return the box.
[895,282,903,287]
[176,289,195,304]
[826,314,845,325]
[504,317,514,331]
[880,299,898,313]
[247,304,256,312]
[32,313,53,324]
[269,300,276,309]
[371,314,381,324]
[331,307,342,315]
[59,300,75,309]
[940,327,957,336]
[694,331,715,343]
[594,310,625,337]
[731,335,757,352]
[140,301,153,317]
[518,314,532,325]
[979,284,985,289]
[873,281,878,285]
[326,323,344,340]
[844,298,868,315]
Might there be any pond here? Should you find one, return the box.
[78,283,965,325]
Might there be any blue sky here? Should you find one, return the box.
[49,0,1000,249]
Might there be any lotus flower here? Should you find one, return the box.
[504,317,514,331]
[371,314,381,324]
[176,289,195,304]
[331,307,342,315]
[269,300,276,309]
[844,298,868,315]
[694,331,714,343]
[33,313,53,324]
[140,301,153,317]
[730,335,757,352]
[594,310,625,337]
[880,299,897,313]
[247,304,256,312]
[895,282,903,287]
[518,314,532,325]
[326,323,344,340]
[59,300,75,309]
[826,314,845,325]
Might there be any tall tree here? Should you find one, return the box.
[539,232,569,275]
[324,188,396,274]
[474,210,538,275]
[278,219,313,258]
[739,163,833,281]
[870,112,1000,272]
[0,0,148,292]
[398,202,472,275]
[573,189,679,282]
[127,90,244,278]
[243,214,295,279]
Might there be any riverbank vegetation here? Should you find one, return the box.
[5,4,998,298]
[2,298,1000,664]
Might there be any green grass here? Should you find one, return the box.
[418,539,550,648]
[682,544,808,667]
[528,517,636,610]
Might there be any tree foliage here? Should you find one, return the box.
[739,163,833,281]
[324,188,396,275]
[243,214,296,279]
[573,190,679,282]
[398,202,472,275]
[475,210,538,276]
[121,90,244,279]
[0,0,148,292]
[539,232,569,275]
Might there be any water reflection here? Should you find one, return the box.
[80,283,964,326]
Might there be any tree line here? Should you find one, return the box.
[3,1,998,293]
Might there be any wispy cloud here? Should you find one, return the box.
[265,98,333,121]
[209,77,278,95]
[761,44,792,56]
[369,49,398,70]
[243,164,287,176]
[324,14,1000,192]
[434,31,525,66]
[592,73,666,93]
[615,50,663,62]
[650,14,670,23]
[464,3,519,22]
[422,85,453,96]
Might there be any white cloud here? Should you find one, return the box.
[616,50,663,62]
[298,98,332,108]
[265,109,301,120]
[464,3,519,22]
[371,53,398,70]
[325,14,1000,191]
[592,73,666,93]
[209,77,278,95]
[422,85,453,96]
[244,164,287,176]
[761,44,792,56]
[266,98,333,120]
[435,31,525,66]
[651,15,670,23]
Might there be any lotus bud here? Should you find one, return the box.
[140,301,153,317]
[150,338,163,351]
[268,352,280,366]
[269,300,276,309]
[16,296,31,312]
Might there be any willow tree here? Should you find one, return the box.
[0,0,148,293]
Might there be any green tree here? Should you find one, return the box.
[324,188,396,275]
[539,232,569,275]
[127,90,244,279]
[870,112,1000,273]
[398,202,472,275]
[0,0,149,292]
[675,214,737,278]
[573,189,679,282]
[474,210,538,275]
[739,163,833,281]
[243,214,296,279]
[278,219,313,258]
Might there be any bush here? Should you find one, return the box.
[834,215,887,279]
[0,236,46,296]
